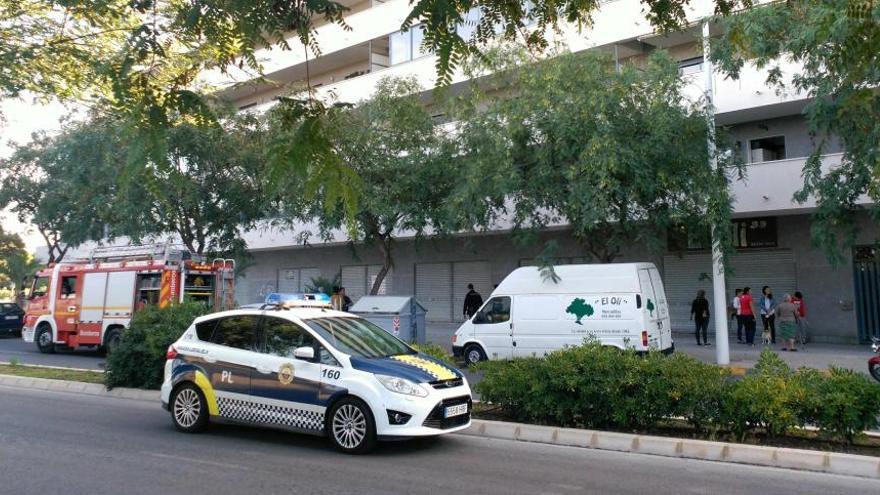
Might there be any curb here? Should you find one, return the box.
[461,419,880,479]
[0,373,159,402]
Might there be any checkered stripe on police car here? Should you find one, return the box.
[216,396,325,431]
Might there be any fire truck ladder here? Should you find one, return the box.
[87,243,195,264]
[213,258,236,310]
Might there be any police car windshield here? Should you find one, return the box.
[305,317,415,358]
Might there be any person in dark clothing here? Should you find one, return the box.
[690,289,711,346]
[463,284,483,319]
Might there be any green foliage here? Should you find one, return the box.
[476,345,880,443]
[0,227,39,292]
[270,77,455,294]
[712,0,880,263]
[812,367,880,444]
[304,274,340,294]
[0,117,123,262]
[413,343,455,367]
[115,109,270,254]
[727,350,799,439]
[407,0,751,86]
[448,48,737,264]
[104,303,210,390]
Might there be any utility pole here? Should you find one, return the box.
[702,19,730,365]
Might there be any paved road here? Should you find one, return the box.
[0,385,873,495]
[0,335,105,370]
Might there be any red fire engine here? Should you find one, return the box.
[22,244,235,354]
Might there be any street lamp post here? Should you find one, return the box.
[702,19,730,365]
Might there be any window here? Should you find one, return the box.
[749,136,786,162]
[306,317,414,358]
[196,319,218,341]
[388,25,429,66]
[678,56,704,76]
[31,277,49,297]
[211,315,259,350]
[473,296,511,324]
[60,276,77,298]
[732,217,778,249]
[262,317,315,358]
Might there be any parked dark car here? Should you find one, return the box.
[0,302,24,335]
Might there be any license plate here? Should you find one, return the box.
[4,316,17,320]
[444,403,468,418]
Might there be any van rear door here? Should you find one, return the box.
[638,268,673,351]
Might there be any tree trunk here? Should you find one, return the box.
[370,236,394,295]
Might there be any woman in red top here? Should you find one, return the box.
[740,287,758,346]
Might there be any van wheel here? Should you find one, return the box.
[36,325,55,354]
[463,344,486,367]
[328,397,376,454]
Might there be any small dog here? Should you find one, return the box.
[761,328,772,346]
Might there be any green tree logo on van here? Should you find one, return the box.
[566,298,594,325]
[647,299,655,317]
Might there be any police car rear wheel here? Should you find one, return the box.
[329,398,376,454]
[463,344,485,367]
[171,384,208,433]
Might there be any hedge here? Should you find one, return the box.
[104,303,210,390]
[475,344,880,444]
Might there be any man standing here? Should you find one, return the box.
[732,288,743,344]
[463,283,483,320]
[690,289,711,346]
[740,287,757,346]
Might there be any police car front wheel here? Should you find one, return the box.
[328,397,376,454]
[171,383,209,433]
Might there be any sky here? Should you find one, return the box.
[0,97,71,254]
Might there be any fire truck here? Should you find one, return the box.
[22,244,235,354]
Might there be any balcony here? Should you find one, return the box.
[729,153,854,216]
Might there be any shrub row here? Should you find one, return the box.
[475,344,880,444]
[104,303,210,390]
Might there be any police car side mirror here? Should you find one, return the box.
[294,346,315,361]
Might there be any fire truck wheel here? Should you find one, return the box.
[170,383,209,433]
[104,328,123,354]
[36,325,55,354]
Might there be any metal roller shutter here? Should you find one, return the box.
[453,261,492,320]
[416,263,453,322]
[277,269,301,293]
[663,250,797,332]
[367,264,391,295]
[341,265,367,301]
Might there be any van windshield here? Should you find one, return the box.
[305,317,415,358]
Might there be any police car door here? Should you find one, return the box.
[204,315,259,397]
[249,315,326,433]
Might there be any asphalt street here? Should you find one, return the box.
[0,385,874,495]
[0,335,105,370]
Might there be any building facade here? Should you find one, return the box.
[220,0,878,344]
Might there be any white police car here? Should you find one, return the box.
[160,294,472,454]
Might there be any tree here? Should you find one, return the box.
[0,117,121,263]
[447,48,735,264]
[565,298,593,324]
[0,227,40,294]
[114,109,271,255]
[711,0,880,261]
[270,77,454,294]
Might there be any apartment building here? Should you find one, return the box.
[220,0,878,344]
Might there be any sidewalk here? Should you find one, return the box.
[425,322,873,373]
[675,338,872,372]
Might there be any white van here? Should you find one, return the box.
[452,263,674,365]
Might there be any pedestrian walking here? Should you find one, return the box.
[463,283,483,320]
[330,286,344,311]
[732,288,744,343]
[776,294,800,351]
[690,289,711,346]
[759,285,778,344]
[740,286,757,346]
